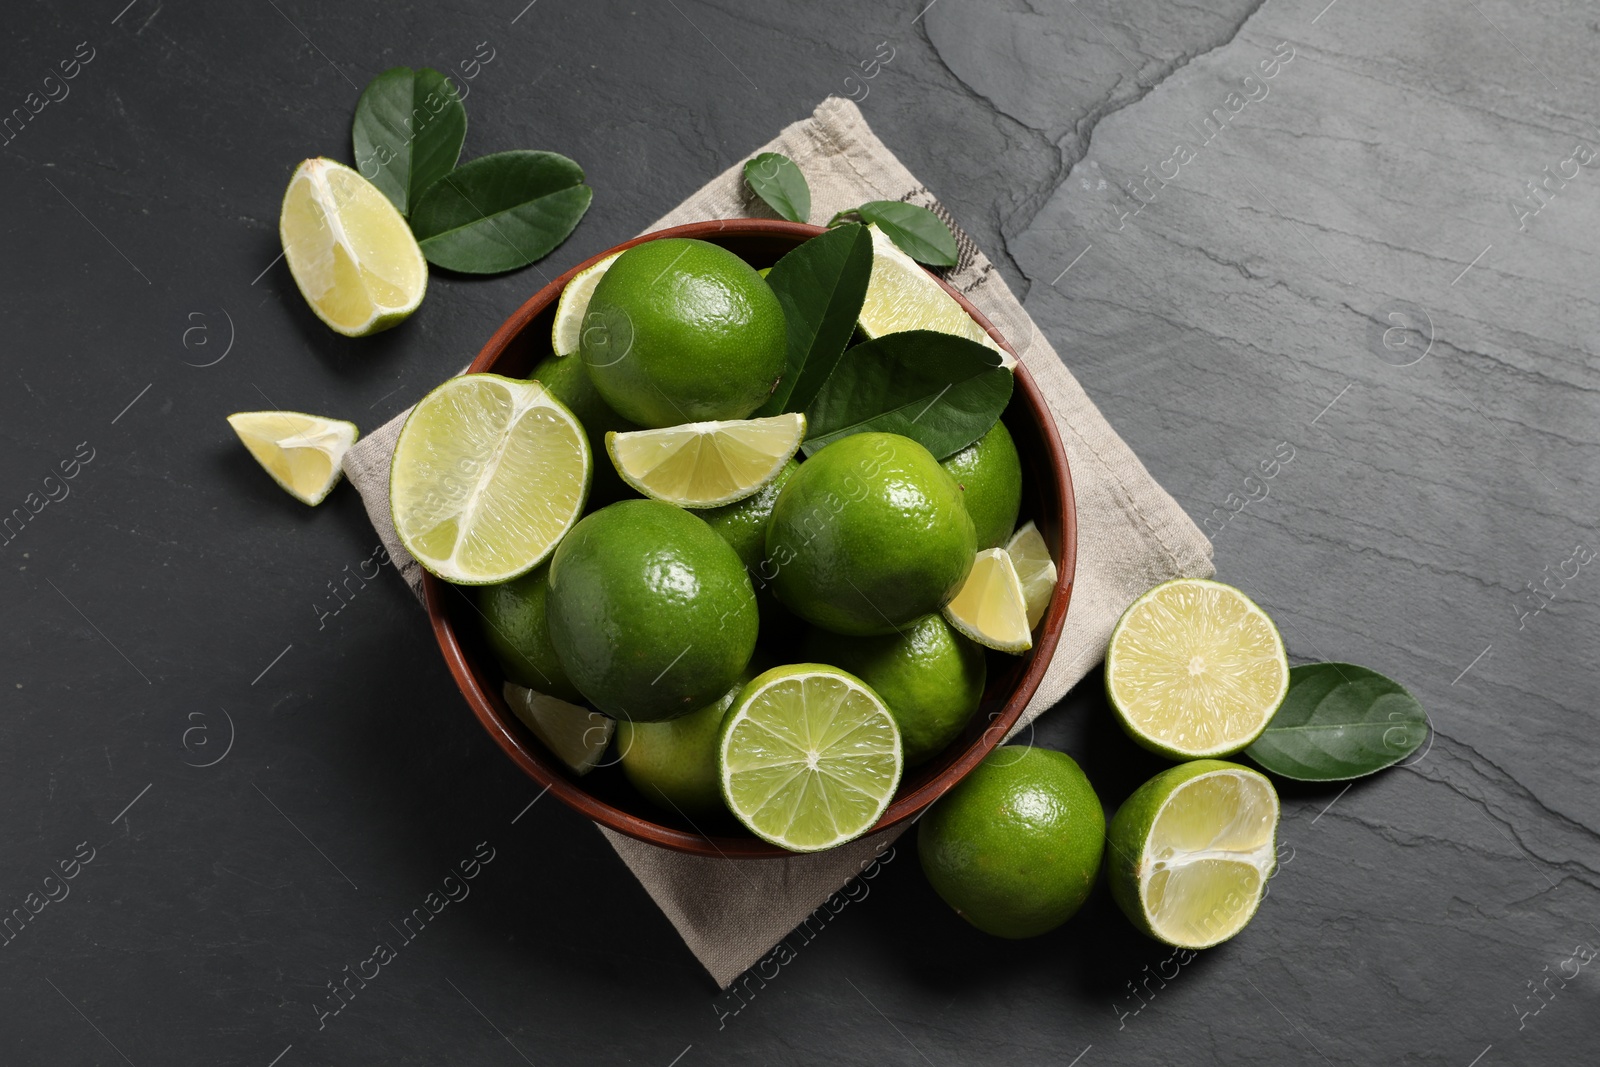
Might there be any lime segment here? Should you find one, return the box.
[1006,521,1057,629]
[279,157,426,337]
[719,664,903,852]
[858,224,1011,367]
[1108,760,1279,949]
[551,252,620,357]
[942,548,1032,654]
[502,682,613,776]
[390,374,590,585]
[1106,578,1288,759]
[606,412,805,509]
[227,411,358,506]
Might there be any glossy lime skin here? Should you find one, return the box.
[529,353,640,508]
[803,614,985,766]
[766,432,976,636]
[546,499,758,721]
[918,746,1105,939]
[475,564,584,703]
[941,420,1023,549]
[700,458,799,639]
[616,666,756,817]
[579,238,787,428]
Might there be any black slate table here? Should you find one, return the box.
[4,1,1597,1064]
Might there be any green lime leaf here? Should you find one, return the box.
[834,202,958,266]
[802,330,1012,460]
[755,223,873,417]
[410,150,592,274]
[743,152,811,223]
[1245,662,1428,782]
[351,67,467,217]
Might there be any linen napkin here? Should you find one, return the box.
[342,97,1213,989]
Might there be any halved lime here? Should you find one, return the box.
[551,252,620,357]
[1006,521,1057,629]
[390,374,590,585]
[1105,578,1288,759]
[279,158,427,337]
[227,411,358,506]
[502,681,613,776]
[858,224,1011,367]
[606,412,805,509]
[718,664,903,852]
[1108,760,1279,949]
[942,548,1032,654]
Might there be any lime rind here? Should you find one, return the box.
[279,157,427,338]
[605,412,805,509]
[941,548,1032,654]
[228,410,359,506]
[1105,578,1288,760]
[718,664,903,853]
[551,252,620,357]
[1109,760,1279,949]
[1005,521,1057,630]
[502,681,613,776]
[390,374,592,585]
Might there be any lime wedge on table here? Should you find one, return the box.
[390,374,590,585]
[551,252,620,357]
[858,224,1011,367]
[279,157,426,337]
[1108,760,1280,949]
[1006,521,1058,629]
[942,548,1032,654]
[718,665,903,853]
[502,682,613,776]
[227,411,358,506]
[1105,578,1288,759]
[606,412,805,509]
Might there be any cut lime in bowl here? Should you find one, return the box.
[422,219,1078,857]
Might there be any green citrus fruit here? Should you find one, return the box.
[546,499,758,721]
[918,745,1105,938]
[579,238,786,428]
[767,432,976,635]
[529,352,640,508]
[803,614,985,766]
[1107,760,1279,949]
[475,564,584,703]
[941,420,1022,549]
[699,458,801,642]
[616,664,758,818]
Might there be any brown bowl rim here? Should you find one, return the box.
[422,218,1078,857]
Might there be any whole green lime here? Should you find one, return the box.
[918,746,1105,938]
[616,664,758,817]
[546,499,758,721]
[767,432,975,635]
[580,238,786,428]
[941,420,1022,549]
[475,564,584,703]
[530,352,640,508]
[803,614,985,766]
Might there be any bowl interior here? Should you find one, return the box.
[426,220,1077,857]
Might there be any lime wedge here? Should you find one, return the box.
[502,681,613,776]
[390,374,591,585]
[551,252,620,357]
[279,157,427,337]
[942,548,1031,654]
[606,412,805,509]
[1005,521,1058,629]
[1108,760,1279,949]
[858,224,1011,367]
[1105,578,1288,759]
[718,664,903,852]
[227,411,358,506]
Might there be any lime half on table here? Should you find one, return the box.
[718,664,903,852]
[390,374,590,585]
